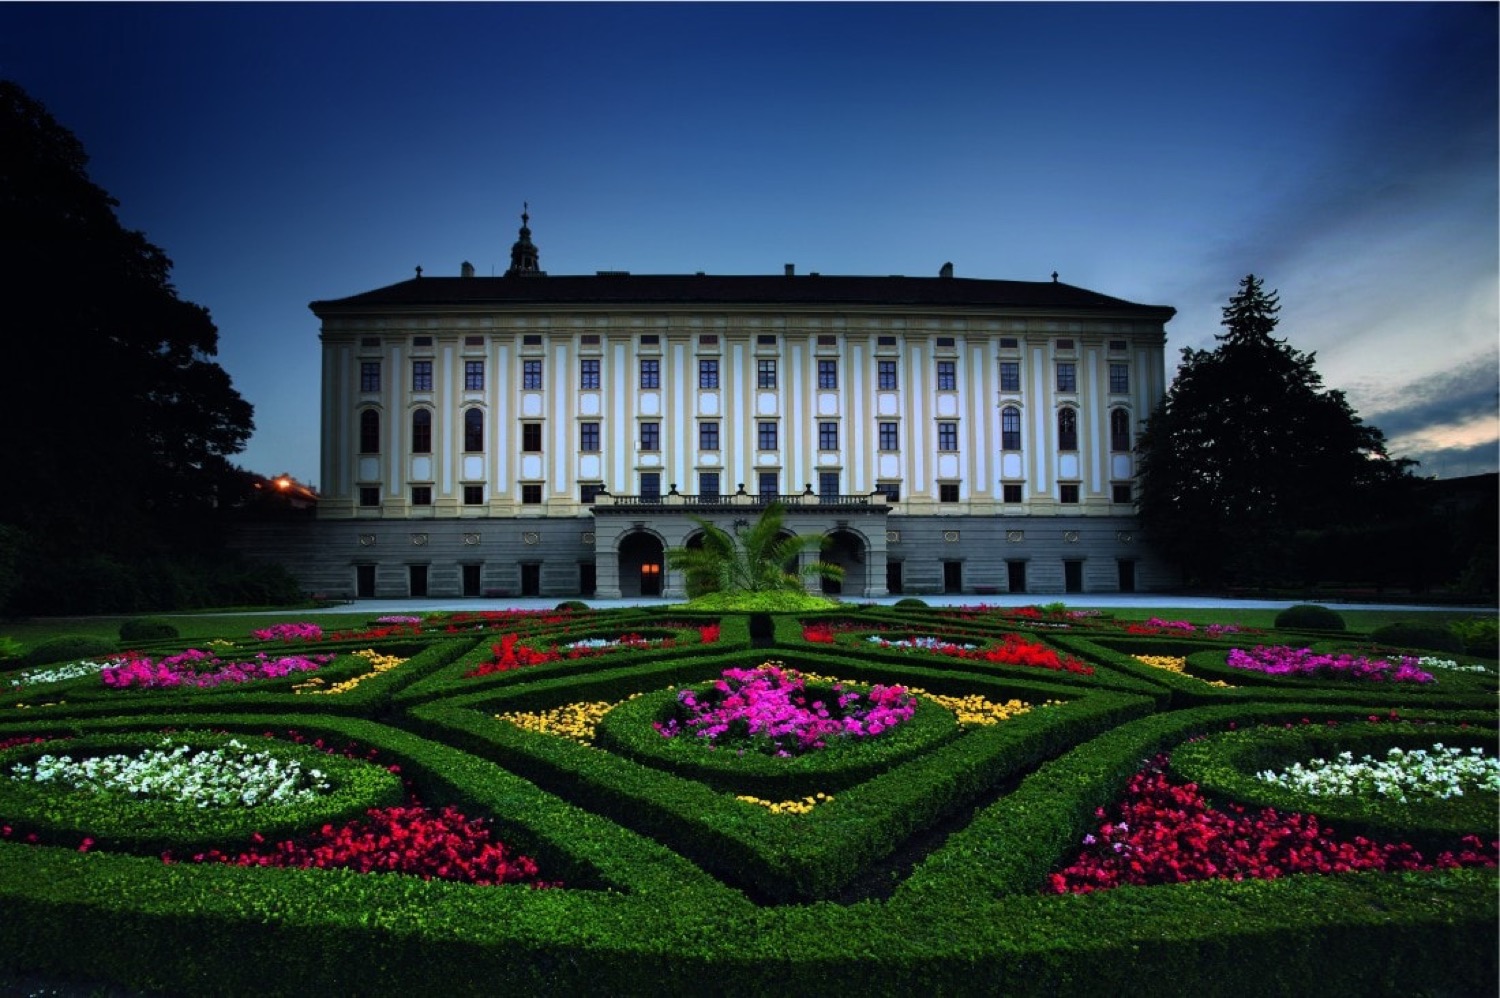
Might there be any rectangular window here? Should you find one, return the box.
[464,361,484,391]
[818,421,839,450]
[877,360,898,390]
[937,360,957,391]
[757,334,777,346]
[877,335,897,346]
[411,485,432,506]
[1060,483,1080,504]
[817,359,838,389]
[639,421,659,451]
[937,421,959,451]
[522,359,543,390]
[1056,338,1075,351]
[411,412,432,454]
[936,336,956,348]
[758,359,777,389]
[699,334,718,346]
[580,334,600,346]
[579,422,600,452]
[360,362,381,393]
[640,472,661,502]
[1056,363,1077,393]
[699,359,719,389]
[413,336,433,347]
[463,484,483,505]
[1109,339,1128,352]
[1001,408,1022,451]
[1002,483,1023,503]
[1112,483,1133,504]
[999,337,1019,348]
[819,471,840,502]
[464,335,484,347]
[359,411,380,454]
[758,472,779,500]
[640,359,660,389]
[521,483,543,504]
[874,482,901,502]
[699,472,720,502]
[939,483,960,503]
[521,422,542,452]
[522,334,543,346]
[878,422,899,450]
[758,421,778,451]
[999,361,1020,392]
[580,483,605,505]
[640,334,659,346]
[580,359,600,390]
[412,360,433,392]
[359,486,380,507]
[699,421,719,451]
[1109,363,1129,393]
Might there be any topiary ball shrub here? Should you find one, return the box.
[119,617,179,641]
[1274,604,1346,632]
[894,597,929,609]
[20,635,118,666]
[1369,622,1464,655]
[555,601,590,612]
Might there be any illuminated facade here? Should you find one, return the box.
[285,214,1176,599]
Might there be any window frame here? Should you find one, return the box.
[878,421,899,450]
[698,359,719,389]
[360,361,381,393]
[999,360,1020,392]
[359,409,380,454]
[521,422,543,453]
[579,358,601,390]
[463,408,483,452]
[757,421,778,451]
[639,421,660,451]
[877,360,898,390]
[1056,362,1077,393]
[698,420,720,451]
[1058,407,1078,451]
[757,359,777,389]
[579,421,601,453]
[639,358,660,390]
[1001,406,1022,451]
[411,408,433,454]
[937,421,959,452]
[818,421,839,450]
[522,359,543,390]
[936,360,957,391]
[412,360,433,393]
[464,360,484,391]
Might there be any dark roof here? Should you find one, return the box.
[311,273,1174,320]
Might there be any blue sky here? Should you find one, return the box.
[3,2,1495,486]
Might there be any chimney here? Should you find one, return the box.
[784,263,795,277]
[939,262,953,278]
[461,261,475,278]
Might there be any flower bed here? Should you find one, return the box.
[1227,645,1435,683]
[100,649,335,689]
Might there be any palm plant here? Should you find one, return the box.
[667,503,844,597]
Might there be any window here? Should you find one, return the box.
[758,359,777,389]
[1056,338,1075,350]
[1002,483,1023,503]
[877,335,897,346]
[580,334,600,346]
[818,421,839,450]
[699,421,719,451]
[580,421,600,452]
[936,336,956,348]
[359,409,380,454]
[937,421,958,451]
[758,472,778,500]
[1060,483,1080,504]
[817,335,837,346]
[522,359,543,390]
[640,472,661,502]
[819,471,840,502]
[640,359,659,389]
[359,486,380,507]
[699,359,719,389]
[1108,339,1128,352]
[699,334,719,346]
[580,483,605,505]
[464,335,484,346]
[757,334,777,346]
[878,422,899,450]
[878,360,897,390]
[1001,407,1021,451]
[1056,363,1076,393]
[699,472,720,501]
[522,334,542,346]
[411,409,432,453]
[521,483,543,504]
[464,361,484,391]
[1110,409,1131,452]
[817,359,838,389]
[1109,363,1129,394]
[640,334,659,346]
[463,409,483,452]
[1000,361,1020,392]
[580,359,600,390]
[939,483,960,503]
[412,361,433,392]
[639,422,660,451]
[937,361,956,391]
[999,337,1019,348]
[1058,408,1078,451]
[874,482,901,502]
[758,421,778,451]
[463,484,483,505]
[521,422,542,452]
[1112,483,1133,504]
[411,485,432,506]
[360,362,381,393]
[361,336,381,348]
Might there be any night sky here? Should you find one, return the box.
[2,2,1495,486]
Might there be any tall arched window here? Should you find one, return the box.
[411,409,432,454]
[359,409,380,454]
[1110,409,1131,452]
[1057,407,1078,451]
[464,408,483,452]
[1001,406,1022,451]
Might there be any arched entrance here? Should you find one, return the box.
[618,531,666,597]
[821,529,867,596]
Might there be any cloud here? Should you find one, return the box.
[1356,353,1500,441]
[1394,440,1500,480]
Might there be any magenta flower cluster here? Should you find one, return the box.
[1226,645,1435,684]
[251,622,324,641]
[100,649,334,689]
[654,663,917,757]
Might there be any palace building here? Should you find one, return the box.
[255,212,1178,599]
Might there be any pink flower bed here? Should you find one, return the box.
[251,622,324,641]
[100,649,334,689]
[1226,645,1435,684]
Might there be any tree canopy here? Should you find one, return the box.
[667,503,843,598]
[1135,274,1415,587]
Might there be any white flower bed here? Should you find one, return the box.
[866,636,978,651]
[8,659,115,688]
[1257,744,1500,804]
[7,737,332,808]
[1416,656,1492,674]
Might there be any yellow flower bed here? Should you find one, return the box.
[1133,654,1233,688]
[294,649,407,695]
[798,670,1043,727]
[736,792,833,815]
[496,696,637,745]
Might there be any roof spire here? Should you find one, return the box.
[505,203,543,277]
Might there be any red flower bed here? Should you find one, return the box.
[464,633,564,678]
[1049,754,1498,894]
[957,634,1094,675]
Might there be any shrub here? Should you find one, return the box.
[1274,604,1345,632]
[555,601,590,612]
[894,597,929,609]
[20,635,117,667]
[1448,617,1499,659]
[1369,622,1464,654]
[0,637,23,662]
[118,617,180,642]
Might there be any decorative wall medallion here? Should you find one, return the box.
[581,531,595,545]
[410,533,429,546]
[1063,531,1080,543]
[886,530,901,544]
[462,533,481,546]
[358,534,376,547]
[1006,530,1024,543]
[943,530,960,543]
[1116,531,1134,543]
[522,531,541,546]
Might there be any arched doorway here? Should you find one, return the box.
[821,529,867,596]
[618,531,666,597]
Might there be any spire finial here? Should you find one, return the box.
[1051,271,1059,283]
[522,201,529,227]
[505,202,543,277]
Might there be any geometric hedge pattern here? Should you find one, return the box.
[1,606,1495,995]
